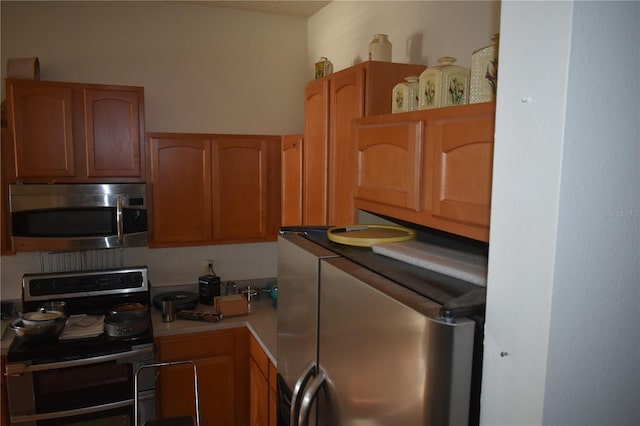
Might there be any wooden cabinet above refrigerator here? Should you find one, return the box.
[4,79,145,183]
[299,60,426,227]
[353,102,496,242]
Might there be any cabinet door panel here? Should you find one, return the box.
[329,68,363,225]
[281,134,303,226]
[250,358,269,426]
[212,137,280,241]
[83,87,143,177]
[303,79,329,225]
[8,82,75,178]
[148,136,212,244]
[355,120,424,211]
[431,115,494,227]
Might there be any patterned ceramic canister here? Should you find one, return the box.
[405,76,420,111]
[315,57,333,79]
[392,81,409,113]
[418,57,470,109]
[470,34,499,103]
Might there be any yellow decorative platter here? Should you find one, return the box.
[327,225,416,247]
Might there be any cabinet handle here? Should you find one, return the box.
[116,195,124,244]
[290,361,316,426]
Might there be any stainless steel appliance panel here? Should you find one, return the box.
[9,183,148,251]
[314,257,475,426]
[277,234,339,390]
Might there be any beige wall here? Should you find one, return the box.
[1,1,308,134]
[1,1,308,298]
[0,1,500,299]
[307,1,501,74]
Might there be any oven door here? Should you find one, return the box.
[5,344,155,426]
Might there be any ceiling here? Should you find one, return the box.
[189,1,332,18]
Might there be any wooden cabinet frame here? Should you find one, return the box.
[5,79,145,183]
[353,102,496,242]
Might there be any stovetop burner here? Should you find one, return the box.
[8,266,153,364]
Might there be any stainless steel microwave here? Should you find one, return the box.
[9,183,148,252]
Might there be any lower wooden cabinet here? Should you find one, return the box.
[154,328,249,426]
[353,102,496,242]
[249,333,277,426]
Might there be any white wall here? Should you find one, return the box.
[0,1,308,134]
[482,1,640,425]
[308,1,501,74]
[0,1,308,299]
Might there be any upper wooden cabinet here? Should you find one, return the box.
[280,134,303,226]
[298,61,426,227]
[147,133,281,247]
[353,102,496,242]
[4,79,145,182]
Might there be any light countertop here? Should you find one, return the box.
[151,297,277,365]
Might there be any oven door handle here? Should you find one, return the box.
[5,345,154,376]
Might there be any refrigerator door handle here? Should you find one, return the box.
[290,361,316,426]
[298,369,326,426]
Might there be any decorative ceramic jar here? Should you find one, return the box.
[369,34,392,62]
[315,57,333,79]
[470,34,499,103]
[418,57,470,109]
[392,81,408,113]
[405,76,419,111]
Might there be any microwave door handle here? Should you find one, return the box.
[116,195,124,244]
[290,361,316,426]
[298,369,326,426]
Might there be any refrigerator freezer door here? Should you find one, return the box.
[277,234,339,392]
[318,257,476,426]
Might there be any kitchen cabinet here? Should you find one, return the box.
[4,79,145,182]
[154,328,249,426]
[1,127,13,255]
[147,133,281,247]
[298,60,426,226]
[353,102,495,242]
[280,134,303,226]
[249,333,277,426]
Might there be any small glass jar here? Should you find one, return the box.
[369,34,392,62]
[418,57,469,109]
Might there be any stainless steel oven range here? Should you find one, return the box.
[5,267,156,426]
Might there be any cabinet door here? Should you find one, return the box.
[83,87,143,178]
[354,119,425,211]
[148,135,212,245]
[431,112,495,227]
[281,134,303,226]
[303,79,329,225]
[1,129,13,255]
[250,358,269,426]
[155,329,248,426]
[211,136,281,242]
[7,80,75,178]
[328,68,363,225]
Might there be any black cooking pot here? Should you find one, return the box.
[104,310,149,337]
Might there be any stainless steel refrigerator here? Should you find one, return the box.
[277,232,482,426]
